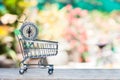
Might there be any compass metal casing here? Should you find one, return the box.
[20,22,38,40]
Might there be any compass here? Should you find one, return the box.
[20,22,38,40]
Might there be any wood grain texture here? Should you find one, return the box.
[0,68,120,80]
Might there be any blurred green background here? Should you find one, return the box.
[0,0,120,68]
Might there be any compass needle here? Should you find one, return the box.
[28,26,31,37]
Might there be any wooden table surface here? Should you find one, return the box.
[0,68,120,80]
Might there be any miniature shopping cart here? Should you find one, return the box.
[14,21,58,75]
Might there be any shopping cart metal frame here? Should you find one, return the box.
[14,21,58,75]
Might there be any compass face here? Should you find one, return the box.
[20,22,38,40]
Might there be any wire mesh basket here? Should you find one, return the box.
[21,39,58,58]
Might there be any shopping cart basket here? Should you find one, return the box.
[14,21,58,75]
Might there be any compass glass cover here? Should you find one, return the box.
[20,22,38,40]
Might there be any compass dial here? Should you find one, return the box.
[20,22,38,40]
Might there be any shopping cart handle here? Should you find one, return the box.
[35,39,58,43]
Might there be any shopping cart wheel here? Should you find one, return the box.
[19,69,24,74]
[48,69,53,75]
[48,65,54,75]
